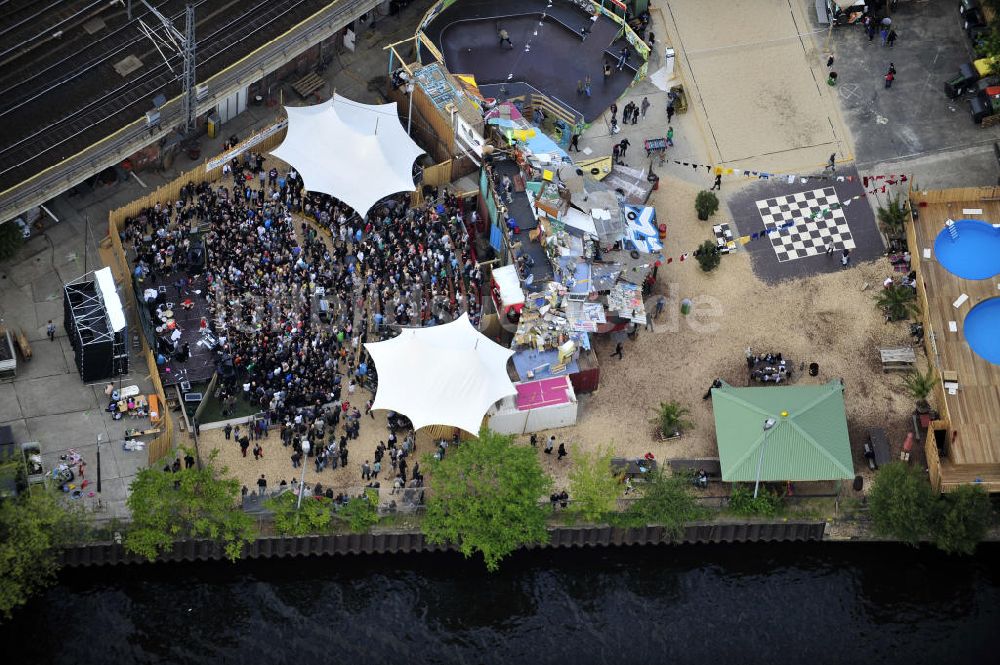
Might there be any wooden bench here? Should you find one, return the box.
[148,394,161,426]
[879,346,916,372]
[611,457,657,479]
[667,458,722,479]
[292,72,325,99]
[864,427,892,470]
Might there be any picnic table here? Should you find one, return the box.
[667,458,722,479]
[611,457,657,478]
[864,427,892,470]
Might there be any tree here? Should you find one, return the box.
[694,190,719,221]
[567,444,622,523]
[125,448,256,562]
[876,194,907,240]
[266,491,332,536]
[0,487,75,619]
[652,400,693,438]
[422,427,551,572]
[0,221,24,262]
[932,484,993,555]
[614,470,710,538]
[867,462,935,546]
[903,367,936,411]
[695,240,721,272]
[874,284,918,322]
[337,488,380,533]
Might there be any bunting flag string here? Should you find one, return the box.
[632,189,879,271]
[662,158,911,186]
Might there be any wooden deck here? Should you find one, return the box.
[909,188,1000,491]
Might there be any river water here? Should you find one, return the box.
[2,542,998,664]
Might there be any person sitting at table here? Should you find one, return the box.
[180,298,194,311]
[695,469,709,489]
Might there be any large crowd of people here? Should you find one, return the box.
[120,147,484,495]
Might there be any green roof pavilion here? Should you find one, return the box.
[711,380,855,483]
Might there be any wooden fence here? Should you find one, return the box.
[106,122,289,233]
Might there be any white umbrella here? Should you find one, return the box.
[270,94,425,218]
[364,314,516,435]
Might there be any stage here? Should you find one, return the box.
[423,0,641,123]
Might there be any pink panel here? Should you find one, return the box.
[516,377,570,410]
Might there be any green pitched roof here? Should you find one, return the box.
[711,381,854,483]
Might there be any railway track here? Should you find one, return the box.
[0,0,313,184]
[0,1,208,120]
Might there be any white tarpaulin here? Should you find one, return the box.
[270,95,424,217]
[94,267,126,332]
[364,314,516,434]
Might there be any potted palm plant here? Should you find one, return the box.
[903,368,935,414]
[874,285,919,322]
[694,191,719,221]
[652,400,693,440]
[877,194,907,242]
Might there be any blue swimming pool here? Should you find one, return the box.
[934,219,1000,280]
[964,298,1000,365]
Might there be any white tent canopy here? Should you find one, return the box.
[364,314,516,434]
[270,95,425,217]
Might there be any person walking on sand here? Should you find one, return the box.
[825,241,834,257]
[257,474,267,497]
[611,341,624,359]
[641,96,650,119]
[841,248,851,268]
[557,443,568,461]
[710,173,722,191]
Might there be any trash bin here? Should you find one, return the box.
[809,362,819,376]
[207,113,219,139]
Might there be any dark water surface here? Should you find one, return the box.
[3,542,999,664]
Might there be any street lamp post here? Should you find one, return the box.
[96,433,103,493]
[405,82,415,136]
[754,418,777,498]
[296,440,311,509]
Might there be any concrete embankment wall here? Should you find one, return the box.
[60,522,826,567]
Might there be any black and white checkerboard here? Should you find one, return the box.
[755,187,855,262]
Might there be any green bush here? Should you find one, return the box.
[695,240,721,272]
[266,491,333,536]
[613,470,710,538]
[567,444,622,524]
[728,485,783,518]
[694,190,719,220]
[867,462,935,546]
[932,484,993,555]
[337,488,380,533]
[0,221,24,262]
